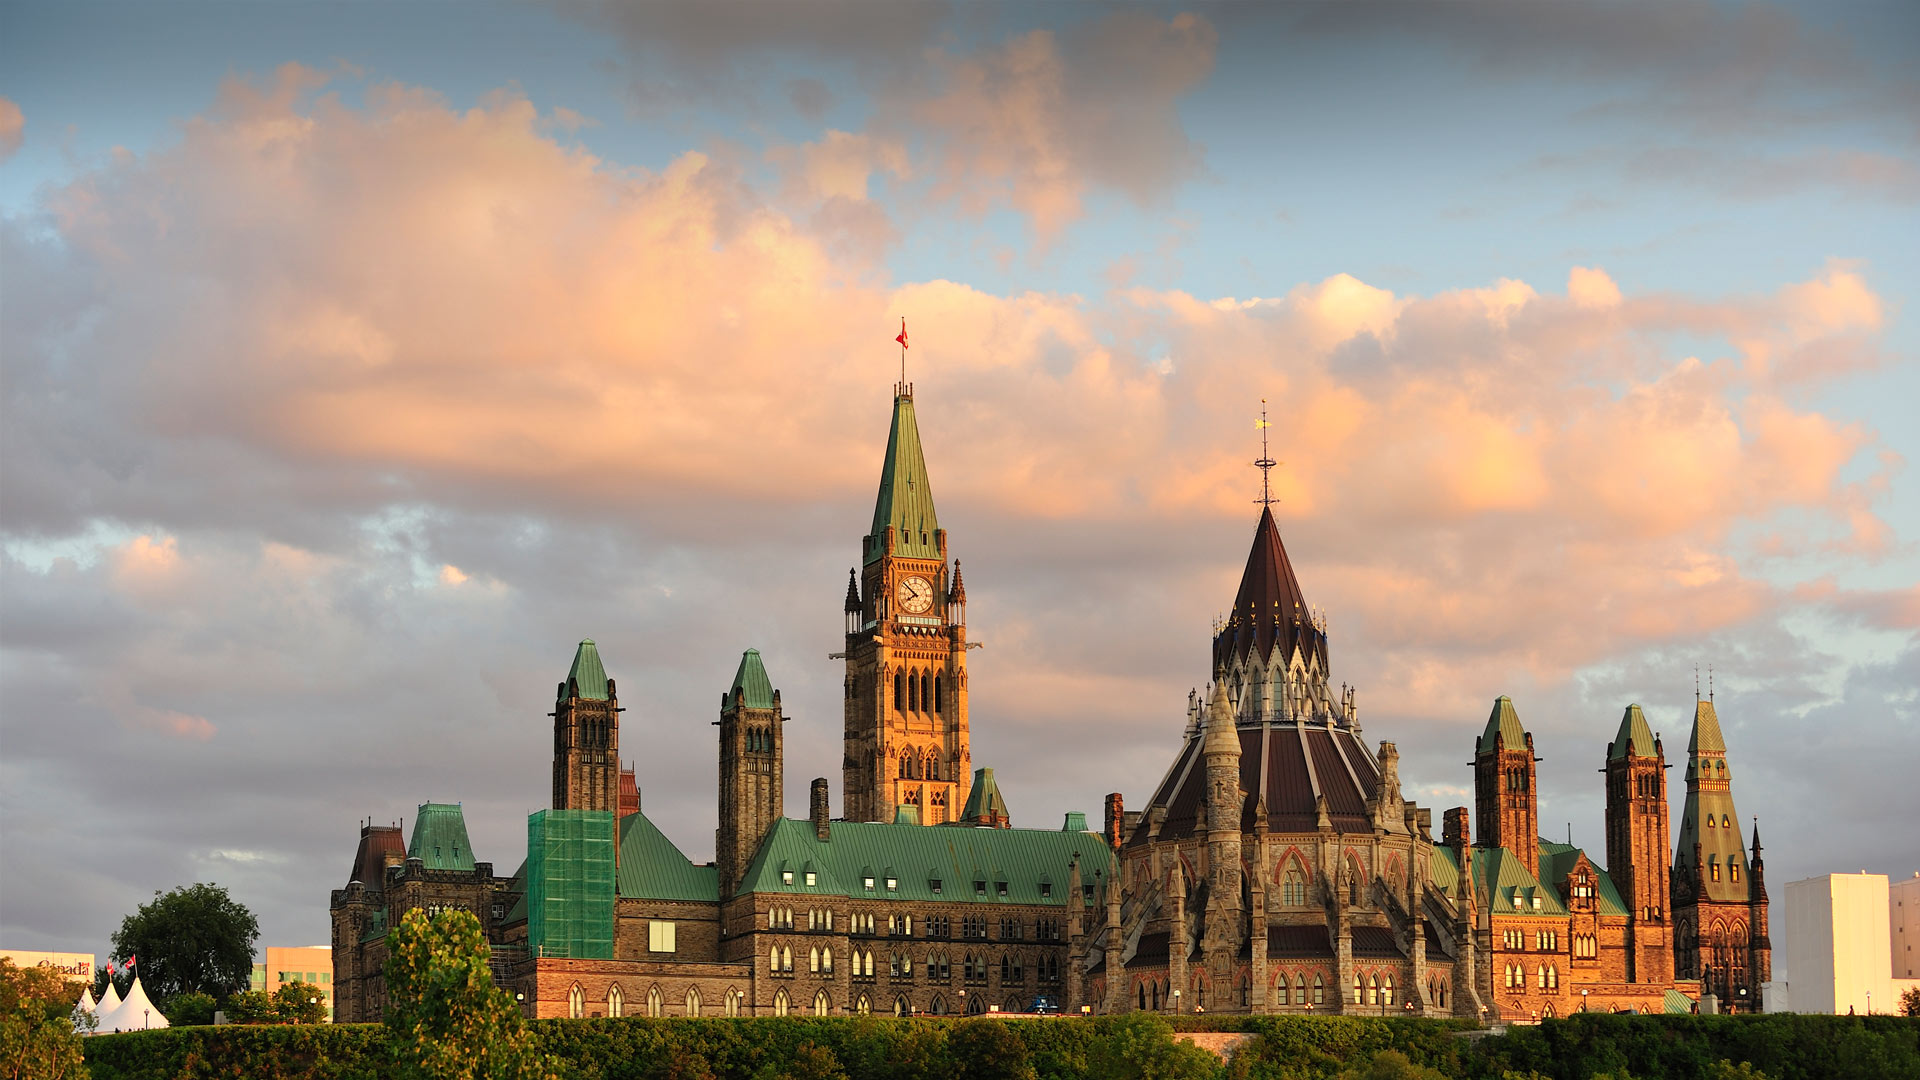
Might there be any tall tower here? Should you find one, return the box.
[1672,696,1768,1011]
[1604,703,1672,983]
[552,639,620,812]
[842,382,970,823]
[1198,678,1244,994]
[717,649,783,897]
[1473,696,1539,880]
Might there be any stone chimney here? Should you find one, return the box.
[811,778,831,841]
[1443,807,1470,855]
[1104,792,1125,851]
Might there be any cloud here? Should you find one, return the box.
[1,66,1907,962]
[0,97,21,162]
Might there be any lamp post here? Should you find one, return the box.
[1865,990,1872,1015]
[1582,989,1589,1012]
[1172,988,1181,1014]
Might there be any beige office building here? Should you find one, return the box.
[251,945,335,1021]
[0,950,94,983]
[1785,873,1894,1014]
[1892,873,1920,979]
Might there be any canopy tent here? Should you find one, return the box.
[71,986,97,1034]
[96,980,121,1017]
[93,975,169,1032]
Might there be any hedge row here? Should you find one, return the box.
[84,1012,1920,1080]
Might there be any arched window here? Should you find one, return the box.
[782,946,793,972]
[1547,966,1558,991]
[822,946,834,973]
[647,986,664,1018]
[1139,983,1147,1010]
[810,947,820,973]
[930,994,946,1015]
[928,754,941,781]
[1382,974,1394,1006]
[967,993,986,1015]
[895,996,909,1017]
[895,672,905,712]
[812,990,831,1016]
[899,754,910,779]
[1283,866,1307,907]
[853,994,871,1015]
[1313,973,1324,1005]
[1276,973,1289,1006]
[908,672,919,711]
[725,988,741,1017]
[607,983,624,1018]
[1542,1004,1555,1018]
[1354,974,1364,1004]
[1731,860,1741,883]
[1367,974,1379,1005]
[934,675,943,713]
[773,989,789,1017]
[1347,857,1365,907]
[685,987,701,1016]
[568,983,584,1019]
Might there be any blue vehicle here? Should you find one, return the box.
[1028,995,1060,1014]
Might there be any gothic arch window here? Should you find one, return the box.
[895,672,905,712]
[1731,859,1742,883]
[934,675,943,713]
[1347,856,1365,907]
[1542,1004,1555,1018]
[770,945,779,972]
[724,988,741,1017]
[568,983,584,1019]
[782,946,793,971]
[899,754,910,779]
[1138,983,1147,1010]
[1313,973,1324,1005]
[647,985,664,1018]
[1276,973,1290,1005]
[921,672,932,712]
[1382,974,1394,1006]
[685,987,701,1016]
[928,755,941,782]
[822,946,834,973]
[854,994,871,1015]
[810,947,820,973]
[1367,973,1379,1005]
[1546,966,1558,991]
[894,996,909,1017]
[773,989,789,1017]
[607,983,624,1018]
[967,993,986,1015]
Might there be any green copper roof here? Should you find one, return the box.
[564,639,609,701]
[734,817,1112,904]
[1688,700,1726,754]
[1478,696,1527,753]
[865,392,941,565]
[407,803,477,872]
[1538,841,1629,916]
[617,810,720,902]
[728,649,775,709]
[1469,846,1568,917]
[1609,704,1658,760]
[960,767,1009,823]
[1664,989,1695,1014]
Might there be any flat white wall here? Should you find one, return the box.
[1786,873,1893,1014]
[1890,873,1920,979]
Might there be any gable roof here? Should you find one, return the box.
[1609,704,1657,760]
[1470,845,1567,917]
[735,817,1112,904]
[564,639,609,701]
[959,767,1010,824]
[408,803,476,871]
[617,810,719,902]
[1538,840,1629,916]
[728,649,775,709]
[866,391,941,565]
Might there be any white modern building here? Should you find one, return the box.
[1785,873,1894,1014]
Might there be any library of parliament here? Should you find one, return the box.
[331,375,1770,1021]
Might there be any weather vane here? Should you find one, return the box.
[1254,398,1280,508]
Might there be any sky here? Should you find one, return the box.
[2,1,1916,987]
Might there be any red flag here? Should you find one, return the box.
[124,955,136,971]
[894,318,909,349]
[106,959,117,975]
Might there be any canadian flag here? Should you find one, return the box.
[894,318,908,350]
[123,955,136,971]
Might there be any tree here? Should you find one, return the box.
[0,957,89,1080]
[161,991,217,1026]
[271,981,328,1024]
[1335,1051,1450,1080]
[109,882,259,1000]
[1901,985,1920,1017]
[384,907,549,1080]
[1085,1014,1222,1080]
[948,1019,1036,1080]
[223,990,279,1025]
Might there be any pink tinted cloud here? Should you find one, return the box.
[0,97,22,162]
[10,69,1897,702]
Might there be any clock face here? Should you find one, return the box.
[896,575,935,614]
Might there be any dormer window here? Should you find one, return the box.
[885,877,898,891]
[996,881,1009,898]
[864,876,875,890]
[974,880,987,896]
[805,871,817,887]
[782,871,794,886]
[929,878,942,894]
[1039,883,1052,898]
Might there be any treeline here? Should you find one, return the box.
[83,1012,1920,1080]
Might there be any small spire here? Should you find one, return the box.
[948,560,966,604]
[844,568,860,613]
[1751,817,1763,854]
[1253,398,1280,508]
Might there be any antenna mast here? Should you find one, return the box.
[1254,399,1278,508]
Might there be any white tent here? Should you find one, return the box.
[71,986,97,1034]
[94,975,169,1032]
[97,980,121,1018]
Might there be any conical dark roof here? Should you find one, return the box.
[1213,508,1325,670]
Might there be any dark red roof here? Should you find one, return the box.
[1351,925,1403,958]
[1129,721,1381,847]
[1268,924,1334,957]
[348,824,404,886]
[1213,508,1327,671]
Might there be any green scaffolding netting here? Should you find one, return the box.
[527,809,615,959]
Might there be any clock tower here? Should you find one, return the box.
[842,381,971,824]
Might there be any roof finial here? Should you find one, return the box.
[1708,664,1714,703]
[894,317,910,394]
[1254,398,1279,508]
[1694,663,1700,702]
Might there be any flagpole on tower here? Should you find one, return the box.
[894,318,910,395]
[1254,399,1280,509]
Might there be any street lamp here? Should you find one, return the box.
[1172,988,1181,1013]
[1582,989,1589,1012]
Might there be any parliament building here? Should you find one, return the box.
[331,378,1769,1021]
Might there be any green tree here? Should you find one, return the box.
[1901,985,1920,1017]
[1086,1014,1222,1080]
[1335,1050,1449,1080]
[1702,1062,1774,1080]
[949,1019,1037,1080]
[272,981,329,1024]
[384,907,549,1080]
[223,989,278,1024]
[0,957,89,1080]
[161,990,218,1026]
[109,882,259,1000]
